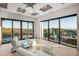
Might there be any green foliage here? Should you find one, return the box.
[62,29,77,38]
[14,32,20,36]
[43,29,48,38]
[43,28,77,45]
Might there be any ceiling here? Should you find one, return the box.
[0,3,76,18]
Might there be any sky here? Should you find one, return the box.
[2,16,77,30]
[2,20,32,29]
[43,16,77,30]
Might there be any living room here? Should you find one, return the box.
[0,2,79,56]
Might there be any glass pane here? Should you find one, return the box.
[2,20,12,43]
[49,19,59,42]
[22,22,28,39]
[60,16,77,47]
[42,21,48,40]
[13,21,21,39]
[29,22,33,38]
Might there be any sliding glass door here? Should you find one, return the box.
[13,21,21,39]
[60,16,77,47]
[42,21,48,40]
[22,22,34,39]
[41,14,77,47]
[2,20,12,43]
[28,22,34,38]
[2,18,34,43]
[49,19,59,42]
[22,22,28,39]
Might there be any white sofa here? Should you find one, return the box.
[11,37,49,56]
[16,47,49,56]
[16,47,36,56]
[11,37,22,52]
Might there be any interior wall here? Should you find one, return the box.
[34,4,79,49]
[0,9,35,44]
[0,9,2,44]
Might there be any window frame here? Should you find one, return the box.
[41,14,77,48]
[1,18,34,43]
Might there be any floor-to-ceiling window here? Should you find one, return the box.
[2,20,12,43]
[28,22,34,38]
[1,18,34,43]
[60,16,77,47]
[49,19,59,42]
[41,21,49,40]
[41,14,77,48]
[13,21,21,39]
[22,22,34,39]
[22,22,28,39]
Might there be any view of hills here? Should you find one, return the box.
[2,27,33,38]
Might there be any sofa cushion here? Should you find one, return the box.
[16,47,50,56]
[12,37,21,47]
[21,39,31,48]
[16,47,36,56]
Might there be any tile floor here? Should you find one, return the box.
[0,39,78,56]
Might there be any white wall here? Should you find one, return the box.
[0,9,35,44]
[34,4,79,49]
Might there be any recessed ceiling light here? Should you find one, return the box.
[40,5,52,12]
[0,3,7,9]
[61,3,64,5]
[31,12,39,16]
[17,7,26,13]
